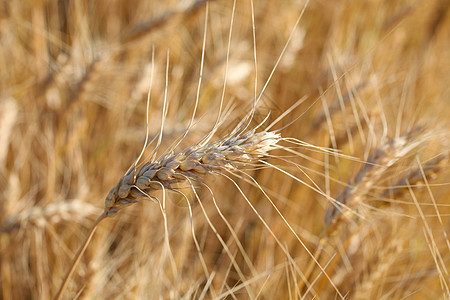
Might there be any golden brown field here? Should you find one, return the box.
[1,0,449,299]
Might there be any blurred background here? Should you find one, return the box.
[0,0,449,299]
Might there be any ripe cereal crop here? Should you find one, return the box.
[1,0,449,299]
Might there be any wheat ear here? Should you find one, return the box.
[54,129,281,299]
[324,129,427,232]
[103,130,281,215]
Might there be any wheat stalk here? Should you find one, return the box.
[55,128,281,299]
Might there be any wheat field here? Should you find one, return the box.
[1,0,449,299]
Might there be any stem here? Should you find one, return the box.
[298,237,327,295]
[54,212,107,300]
